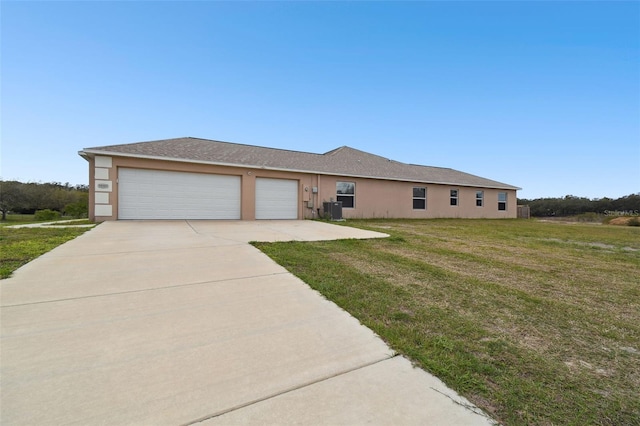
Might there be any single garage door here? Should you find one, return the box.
[118,168,241,219]
[255,178,298,219]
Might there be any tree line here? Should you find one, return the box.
[0,180,88,220]
[518,194,640,217]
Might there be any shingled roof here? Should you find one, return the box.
[80,137,519,190]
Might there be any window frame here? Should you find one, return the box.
[336,181,355,209]
[476,190,484,207]
[413,187,426,210]
[450,189,459,206]
[498,192,507,211]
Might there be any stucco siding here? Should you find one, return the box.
[317,176,517,219]
[87,155,517,221]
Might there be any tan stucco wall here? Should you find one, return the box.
[86,155,517,220]
[317,176,517,219]
[88,159,95,215]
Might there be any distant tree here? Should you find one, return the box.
[0,180,89,219]
[593,197,614,213]
[518,193,640,217]
[0,180,23,220]
[611,193,640,212]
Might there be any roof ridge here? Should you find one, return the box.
[336,145,401,164]
[88,136,327,157]
[408,163,453,171]
[323,146,348,156]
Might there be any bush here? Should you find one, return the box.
[628,217,640,227]
[64,201,88,218]
[34,209,61,221]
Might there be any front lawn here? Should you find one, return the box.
[0,226,94,279]
[253,219,640,426]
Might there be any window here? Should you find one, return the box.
[450,189,458,206]
[413,187,426,210]
[498,192,507,210]
[476,191,484,207]
[337,181,355,208]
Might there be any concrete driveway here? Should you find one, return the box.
[1,220,494,425]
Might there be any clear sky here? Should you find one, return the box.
[1,1,638,199]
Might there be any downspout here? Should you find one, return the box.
[316,174,321,217]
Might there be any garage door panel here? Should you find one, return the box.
[118,169,241,220]
[255,178,298,220]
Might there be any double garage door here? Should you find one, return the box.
[118,168,297,220]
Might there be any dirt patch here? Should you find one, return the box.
[609,217,638,226]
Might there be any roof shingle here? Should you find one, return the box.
[80,137,519,190]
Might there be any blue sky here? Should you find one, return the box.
[1,1,638,199]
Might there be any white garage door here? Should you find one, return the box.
[118,168,241,219]
[255,178,298,219]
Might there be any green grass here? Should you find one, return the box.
[0,213,78,226]
[0,226,94,279]
[47,219,94,226]
[0,214,38,226]
[253,219,640,426]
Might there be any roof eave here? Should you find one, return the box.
[78,150,92,162]
[79,149,520,191]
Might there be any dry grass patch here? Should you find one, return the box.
[254,219,640,425]
[608,216,640,226]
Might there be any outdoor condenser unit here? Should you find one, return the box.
[323,201,343,220]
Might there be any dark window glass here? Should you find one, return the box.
[337,195,354,208]
[450,189,458,206]
[413,187,426,210]
[498,192,507,210]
